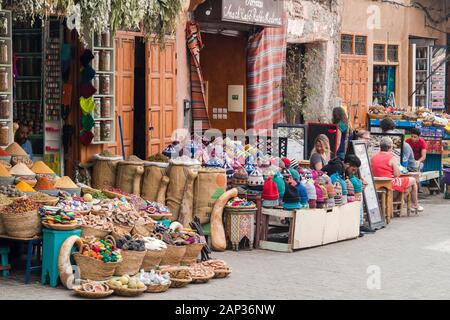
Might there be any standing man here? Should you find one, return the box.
[405,128,427,172]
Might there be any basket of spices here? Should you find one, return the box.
[6,143,33,168]
[31,161,57,181]
[0,195,12,235]
[54,176,81,196]
[73,237,122,281]
[0,162,14,186]
[0,147,11,163]
[30,192,59,206]
[141,237,167,271]
[10,163,36,187]
[34,177,58,196]
[1,198,40,238]
[114,235,146,276]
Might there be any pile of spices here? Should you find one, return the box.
[54,176,78,189]
[31,161,55,174]
[2,198,39,214]
[0,148,9,156]
[16,181,36,193]
[9,163,35,176]
[5,142,27,156]
[0,162,10,177]
[30,192,57,201]
[0,194,12,205]
[35,177,55,190]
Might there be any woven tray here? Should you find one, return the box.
[111,285,147,297]
[214,268,232,279]
[42,222,80,231]
[74,288,114,299]
[145,213,172,221]
[145,282,171,293]
[170,277,192,288]
[191,271,215,284]
[32,198,59,206]
[102,190,132,200]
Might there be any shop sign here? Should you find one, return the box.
[222,0,283,27]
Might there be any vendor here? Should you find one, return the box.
[405,127,427,171]
[371,137,423,212]
[322,154,361,179]
[332,107,351,160]
[14,124,33,159]
[309,134,331,171]
[380,117,416,171]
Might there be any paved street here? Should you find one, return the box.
[1,195,450,300]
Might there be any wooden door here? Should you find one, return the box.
[105,33,135,157]
[146,40,177,157]
[340,57,368,129]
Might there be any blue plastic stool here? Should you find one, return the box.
[0,246,10,278]
[41,228,81,287]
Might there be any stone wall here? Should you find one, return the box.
[285,0,343,123]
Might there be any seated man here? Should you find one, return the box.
[14,124,33,159]
[371,137,423,212]
[405,127,427,172]
[322,154,361,179]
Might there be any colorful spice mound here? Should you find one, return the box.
[5,142,27,156]
[30,192,57,202]
[35,177,56,190]
[2,198,39,215]
[81,239,122,263]
[0,148,10,156]
[31,161,55,174]
[16,181,36,193]
[0,185,25,198]
[54,176,78,189]
[40,206,82,225]
[0,162,11,177]
[9,163,35,176]
[116,235,145,251]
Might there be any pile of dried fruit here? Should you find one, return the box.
[201,259,231,271]
[1,198,39,215]
[80,213,114,231]
[188,263,214,278]
[108,275,146,289]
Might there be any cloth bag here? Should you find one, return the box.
[91,154,122,190]
[115,160,145,195]
[141,161,169,202]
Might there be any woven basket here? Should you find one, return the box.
[170,277,192,288]
[145,282,171,293]
[74,288,114,299]
[368,113,386,119]
[389,114,403,120]
[2,209,40,238]
[214,268,232,279]
[181,243,204,265]
[42,222,80,231]
[114,249,146,276]
[0,214,5,235]
[81,225,110,239]
[160,266,190,279]
[159,245,186,266]
[33,198,59,206]
[141,248,167,271]
[191,271,215,284]
[111,285,147,297]
[73,252,119,281]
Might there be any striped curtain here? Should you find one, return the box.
[247,22,287,130]
[186,21,210,130]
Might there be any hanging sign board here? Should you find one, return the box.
[221,0,283,27]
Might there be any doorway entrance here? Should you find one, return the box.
[133,37,146,159]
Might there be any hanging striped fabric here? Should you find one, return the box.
[247,21,287,130]
[186,21,210,130]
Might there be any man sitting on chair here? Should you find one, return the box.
[371,137,423,212]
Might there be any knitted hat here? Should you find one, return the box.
[315,183,324,204]
[281,158,291,169]
[296,179,309,204]
[350,176,363,193]
[262,165,277,180]
[326,183,336,198]
[262,177,279,207]
[244,161,255,175]
[283,182,301,210]
[281,168,291,180]
[304,180,317,200]
[326,196,335,207]
[273,171,286,199]
[334,181,343,206]
[290,159,299,169]
[232,166,248,187]
[289,168,301,181]
[205,157,223,168]
[248,169,264,191]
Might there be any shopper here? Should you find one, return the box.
[322,154,361,180]
[309,134,331,171]
[405,127,427,171]
[332,107,351,160]
[380,116,417,171]
[371,137,423,211]
[14,124,33,159]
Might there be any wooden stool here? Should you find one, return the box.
[0,246,10,278]
[376,189,388,223]
[374,178,393,224]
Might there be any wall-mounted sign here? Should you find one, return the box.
[227,85,244,112]
[222,0,283,27]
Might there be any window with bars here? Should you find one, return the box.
[374,44,386,62]
[355,36,367,55]
[341,34,354,54]
[388,45,399,62]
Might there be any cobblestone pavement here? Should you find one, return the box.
[1,195,450,300]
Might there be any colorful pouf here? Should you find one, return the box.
[262,177,279,208]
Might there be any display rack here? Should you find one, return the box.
[88,30,115,144]
[411,44,430,109]
[43,18,64,175]
[0,10,13,147]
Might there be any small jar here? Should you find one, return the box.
[101,97,111,118]
[101,120,112,141]
[0,13,8,37]
[101,30,111,47]
[0,122,9,146]
[0,40,8,64]
[92,51,99,70]
[93,75,100,90]
[0,95,9,119]
[0,68,8,92]
[94,32,102,47]
[100,75,111,94]
[94,122,101,142]
[100,51,110,71]
[94,98,101,118]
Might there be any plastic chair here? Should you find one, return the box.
[41,228,81,287]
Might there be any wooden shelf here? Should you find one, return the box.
[93,46,113,51]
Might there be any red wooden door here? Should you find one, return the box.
[146,40,177,157]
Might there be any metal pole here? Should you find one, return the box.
[118,114,125,159]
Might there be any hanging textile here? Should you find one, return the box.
[247,22,287,130]
[186,21,210,130]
